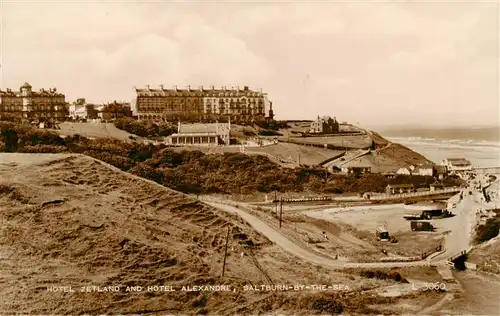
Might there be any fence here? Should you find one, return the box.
[473,167,500,175]
[371,187,461,201]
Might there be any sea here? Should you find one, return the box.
[379,126,500,168]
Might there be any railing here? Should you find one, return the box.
[448,250,467,262]
[473,167,500,174]
[372,187,461,201]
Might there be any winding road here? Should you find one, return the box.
[206,201,433,269]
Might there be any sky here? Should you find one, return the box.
[0,0,498,128]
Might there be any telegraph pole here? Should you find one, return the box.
[221,226,231,278]
[279,197,283,228]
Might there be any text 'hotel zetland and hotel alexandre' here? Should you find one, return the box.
[47,284,350,293]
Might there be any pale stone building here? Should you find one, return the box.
[310,116,339,134]
[135,85,273,123]
[167,122,231,146]
[0,82,67,121]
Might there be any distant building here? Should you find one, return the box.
[396,166,413,175]
[309,116,339,134]
[97,101,133,120]
[441,158,472,173]
[434,165,447,180]
[386,184,414,195]
[341,166,371,177]
[415,164,435,177]
[430,183,445,191]
[0,82,67,121]
[267,101,274,121]
[69,98,99,120]
[135,85,273,123]
[166,122,231,146]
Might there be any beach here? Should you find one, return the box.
[380,127,500,168]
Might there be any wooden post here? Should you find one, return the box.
[221,226,231,278]
[279,197,283,228]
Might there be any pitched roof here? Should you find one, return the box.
[179,123,218,134]
[135,86,266,98]
[387,184,414,188]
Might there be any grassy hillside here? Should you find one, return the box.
[1,122,462,197]
[0,153,449,314]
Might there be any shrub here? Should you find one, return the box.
[114,118,176,137]
[254,119,290,131]
[475,214,500,244]
[311,299,344,314]
[258,130,282,136]
[18,129,65,147]
[19,145,67,153]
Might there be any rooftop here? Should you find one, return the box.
[177,123,230,135]
[387,184,414,188]
[135,85,266,98]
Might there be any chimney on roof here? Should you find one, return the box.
[199,85,203,91]
[211,85,215,90]
[244,86,249,91]
[223,86,227,91]
[187,85,191,92]
[159,84,164,90]
[174,85,178,91]
[236,86,240,91]
[145,85,150,90]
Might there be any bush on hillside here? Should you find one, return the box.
[254,119,290,131]
[1,121,432,196]
[114,118,176,137]
[17,129,65,147]
[19,145,67,153]
[0,114,23,123]
[475,214,500,244]
[258,130,283,136]
[83,150,136,171]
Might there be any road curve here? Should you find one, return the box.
[206,201,432,269]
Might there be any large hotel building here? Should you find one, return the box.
[134,85,274,122]
[0,82,68,120]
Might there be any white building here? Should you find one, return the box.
[441,158,472,173]
[415,164,435,176]
[166,122,231,146]
[396,167,413,175]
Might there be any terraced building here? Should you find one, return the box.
[134,85,273,123]
[0,82,67,121]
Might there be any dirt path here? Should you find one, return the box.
[429,190,480,262]
[205,201,433,269]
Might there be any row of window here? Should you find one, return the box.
[0,106,65,111]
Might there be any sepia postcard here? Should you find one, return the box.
[0,0,499,315]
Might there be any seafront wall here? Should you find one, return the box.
[473,167,500,175]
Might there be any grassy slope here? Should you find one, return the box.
[0,154,445,315]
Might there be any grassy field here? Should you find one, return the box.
[246,143,344,166]
[286,135,373,149]
[49,122,136,141]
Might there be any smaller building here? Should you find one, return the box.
[386,184,414,195]
[430,183,445,191]
[441,158,472,173]
[341,166,371,177]
[434,165,447,180]
[69,99,99,120]
[309,115,339,134]
[97,101,133,120]
[376,227,390,241]
[167,122,231,146]
[415,164,435,177]
[396,166,413,175]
